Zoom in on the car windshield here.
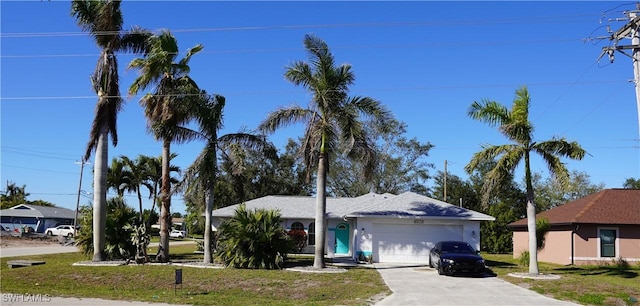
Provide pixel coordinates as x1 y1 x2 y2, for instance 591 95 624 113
441 242 476 254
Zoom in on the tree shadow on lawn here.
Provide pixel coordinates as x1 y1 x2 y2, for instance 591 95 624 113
553 266 638 279
485 259 518 268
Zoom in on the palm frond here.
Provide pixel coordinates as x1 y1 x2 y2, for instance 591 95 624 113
258 106 313 133
179 44 204 67
118 26 152 54
468 99 510 127
534 138 587 160
284 61 314 89
464 144 518 174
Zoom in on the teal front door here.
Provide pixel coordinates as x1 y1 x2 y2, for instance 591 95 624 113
335 223 349 254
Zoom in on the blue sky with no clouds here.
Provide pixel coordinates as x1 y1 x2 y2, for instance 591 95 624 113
1 1 639 215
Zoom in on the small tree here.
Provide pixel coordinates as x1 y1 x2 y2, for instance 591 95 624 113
288 229 308 253
215 204 292 269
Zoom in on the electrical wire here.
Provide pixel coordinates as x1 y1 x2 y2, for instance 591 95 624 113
0 14 601 39
533 61 598 122
0 80 628 101
1 146 80 161
0 37 587 59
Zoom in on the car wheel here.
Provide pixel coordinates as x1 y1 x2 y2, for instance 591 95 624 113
428 256 434 268
46 231 53 236
437 262 444 275
67 233 73 238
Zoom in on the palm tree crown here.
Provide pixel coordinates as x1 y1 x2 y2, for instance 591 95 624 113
181 92 274 263
259 34 393 268
71 0 149 160
71 0 149 262
465 85 586 274
127 30 202 262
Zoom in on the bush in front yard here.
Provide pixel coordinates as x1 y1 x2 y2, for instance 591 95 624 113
76 197 138 260
288 229 307 253
215 204 293 269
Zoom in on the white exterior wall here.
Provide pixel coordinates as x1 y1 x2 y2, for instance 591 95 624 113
213 215 483 263
356 218 481 263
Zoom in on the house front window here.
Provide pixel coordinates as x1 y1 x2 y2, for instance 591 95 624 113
291 222 304 231
308 222 315 246
599 228 617 258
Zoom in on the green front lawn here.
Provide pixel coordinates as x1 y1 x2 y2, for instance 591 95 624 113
483 254 640 306
0 245 389 306
2 248 637 306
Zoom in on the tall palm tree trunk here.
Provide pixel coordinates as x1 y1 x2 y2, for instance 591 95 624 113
524 153 539 274
92 127 108 261
137 189 144 223
157 139 171 262
313 152 327 269
204 185 214 263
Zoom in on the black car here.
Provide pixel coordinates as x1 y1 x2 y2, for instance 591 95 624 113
429 241 486 276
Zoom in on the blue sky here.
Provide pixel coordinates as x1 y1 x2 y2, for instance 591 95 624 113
1 1 639 215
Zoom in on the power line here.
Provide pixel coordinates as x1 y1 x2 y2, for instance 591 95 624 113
0 80 628 101
562 82 629 135
0 38 585 59
1 165 78 175
1 147 79 161
533 61 598 122
0 14 601 39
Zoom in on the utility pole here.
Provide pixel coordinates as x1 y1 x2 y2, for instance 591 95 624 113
599 3 640 139
74 158 90 231
443 160 447 202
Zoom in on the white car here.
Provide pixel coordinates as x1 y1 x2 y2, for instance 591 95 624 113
169 229 186 238
45 225 76 237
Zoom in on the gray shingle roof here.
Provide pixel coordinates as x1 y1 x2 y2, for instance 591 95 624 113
212 191 494 221
0 204 76 219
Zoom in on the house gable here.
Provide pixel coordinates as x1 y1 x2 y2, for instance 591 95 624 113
510 189 640 265
509 189 640 227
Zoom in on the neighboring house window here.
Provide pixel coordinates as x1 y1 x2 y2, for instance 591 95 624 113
308 222 315 246
291 222 304 231
599 228 617 258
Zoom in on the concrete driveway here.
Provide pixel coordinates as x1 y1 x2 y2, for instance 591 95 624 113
373 263 580 306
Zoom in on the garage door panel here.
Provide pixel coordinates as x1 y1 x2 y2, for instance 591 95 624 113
373 223 462 263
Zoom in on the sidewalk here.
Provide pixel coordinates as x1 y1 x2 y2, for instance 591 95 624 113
0 294 189 306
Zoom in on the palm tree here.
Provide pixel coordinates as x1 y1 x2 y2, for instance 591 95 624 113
5 181 29 202
144 154 181 220
107 156 129 196
71 0 150 261
128 30 202 262
120 155 154 222
259 34 393 268
180 93 274 263
464 86 586 274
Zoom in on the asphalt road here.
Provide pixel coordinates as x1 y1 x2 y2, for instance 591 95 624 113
0 245 79 258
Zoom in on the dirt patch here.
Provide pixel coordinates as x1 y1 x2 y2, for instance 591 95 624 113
0 235 61 248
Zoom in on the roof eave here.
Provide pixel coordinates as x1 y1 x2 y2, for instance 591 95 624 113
345 214 495 221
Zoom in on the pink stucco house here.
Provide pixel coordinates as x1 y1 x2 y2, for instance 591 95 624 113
509 189 640 265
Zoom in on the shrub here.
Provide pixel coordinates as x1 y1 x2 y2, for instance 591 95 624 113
287 229 307 253
75 197 138 260
536 218 550 250
215 204 293 269
518 250 530 267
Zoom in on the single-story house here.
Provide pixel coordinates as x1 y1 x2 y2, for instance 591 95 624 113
0 204 76 233
211 191 495 263
509 189 640 265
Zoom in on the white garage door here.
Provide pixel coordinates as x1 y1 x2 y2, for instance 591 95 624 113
373 223 463 263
